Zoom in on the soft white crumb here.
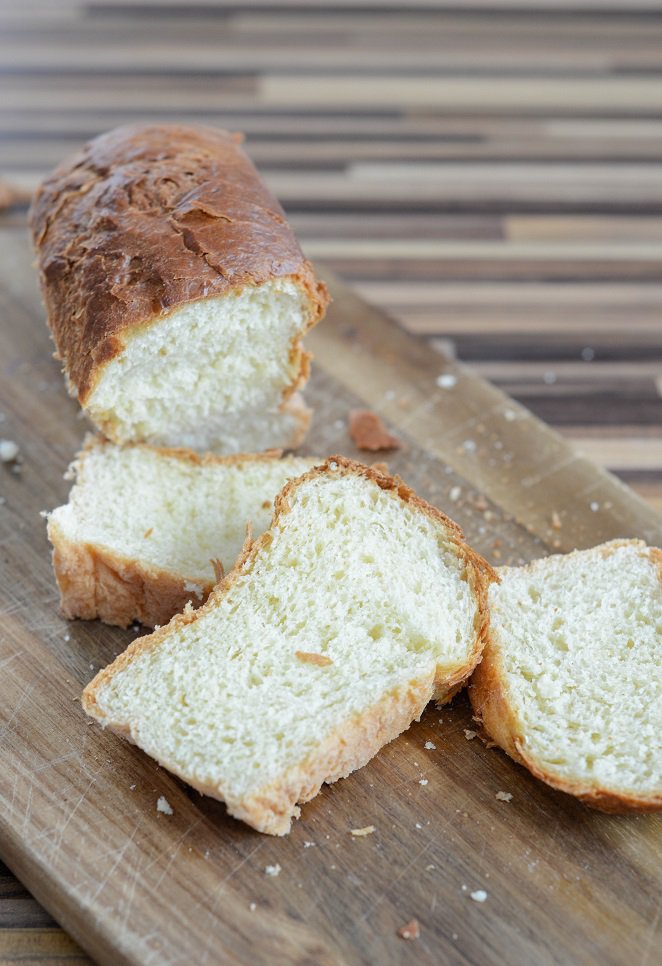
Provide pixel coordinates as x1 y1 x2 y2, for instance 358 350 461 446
543 371 557 385
333 418 344 430
449 485 462 502
496 791 513 802
419 779 428 786
129 784 136 790
415 822 423 829
265 863 281 877
470 890 488 902
350 825 375 837
64 634 70 642
463 440 476 453
0 440 19 462
303 841 315 848
503 409 517 421
464 729 477 740
384 389 396 401
183 580 203 597
249 902 257 912
39 510 48 518
436 373 457 389
424 741 436 750
590 501 600 512
156 795 173 815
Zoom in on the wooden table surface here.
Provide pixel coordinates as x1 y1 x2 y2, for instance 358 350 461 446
0 1 660 963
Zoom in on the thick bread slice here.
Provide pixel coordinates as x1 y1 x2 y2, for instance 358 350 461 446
83 457 495 835
29 123 328 453
471 540 662 813
48 436 317 629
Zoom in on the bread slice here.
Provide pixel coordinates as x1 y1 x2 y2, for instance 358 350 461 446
29 123 328 453
48 436 317 629
471 540 662 813
83 457 495 835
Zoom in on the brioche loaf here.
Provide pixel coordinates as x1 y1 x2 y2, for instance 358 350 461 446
471 540 662 812
29 123 328 453
82 457 495 835
48 436 316 628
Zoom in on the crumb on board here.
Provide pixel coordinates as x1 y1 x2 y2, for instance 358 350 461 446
424 741 436 750
0 440 19 463
551 511 562 530
397 919 420 940
464 729 477 740
296 651 333 667
496 791 513 802
590 501 600 512
436 373 457 389
303 841 315 848
249 902 257 912
264 864 281 877
348 409 401 452
419 779 428 786
156 795 173 815
143 528 153 538
350 825 376 837
449 485 462 502
470 890 488 903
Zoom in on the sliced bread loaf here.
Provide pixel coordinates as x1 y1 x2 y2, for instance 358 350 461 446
471 540 662 812
29 123 328 453
48 436 317 628
83 457 495 835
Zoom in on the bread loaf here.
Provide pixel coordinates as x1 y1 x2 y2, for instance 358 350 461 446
470 540 662 812
82 457 495 835
29 123 328 453
47 436 317 629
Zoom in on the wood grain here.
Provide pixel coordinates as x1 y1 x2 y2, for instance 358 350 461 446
0 0 660 962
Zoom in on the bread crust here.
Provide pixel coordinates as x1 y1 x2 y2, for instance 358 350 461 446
49 434 317 628
470 540 662 814
82 456 497 834
29 123 328 406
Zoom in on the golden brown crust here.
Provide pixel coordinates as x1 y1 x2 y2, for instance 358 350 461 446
50 434 320 628
29 123 329 404
82 456 497 834
470 541 662 814
49 519 214 629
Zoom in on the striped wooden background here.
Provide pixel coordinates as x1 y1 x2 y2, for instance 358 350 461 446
0 1 661 961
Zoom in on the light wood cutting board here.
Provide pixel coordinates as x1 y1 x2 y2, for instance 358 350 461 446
0 227 660 966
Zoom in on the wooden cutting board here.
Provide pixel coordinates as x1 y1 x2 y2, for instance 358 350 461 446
0 227 660 966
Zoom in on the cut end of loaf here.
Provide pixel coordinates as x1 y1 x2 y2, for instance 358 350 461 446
471 539 662 812
84 278 322 453
83 456 495 834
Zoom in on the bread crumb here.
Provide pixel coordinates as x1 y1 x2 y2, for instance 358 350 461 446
370 461 390 475
464 729 477 740
348 410 401 452
156 795 173 815
496 791 513 802
419 779 428 786
425 864 435 871
143 528 153 539
424 741 436 750
470 890 488 902
543 371 557 385
462 440 476 453
129 784 136 790
503 409 517 421
449 486 462 502
436 373 457 389
295 651 333 667
350 825 376 836
397 918 420 940
303 841 315 848
590 501 600 512
249 902 257 912
551 511 562 530
210 557 225 583
0 440 19 462
264 864 281 877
